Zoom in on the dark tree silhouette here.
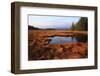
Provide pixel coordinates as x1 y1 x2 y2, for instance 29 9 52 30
74 17 88 31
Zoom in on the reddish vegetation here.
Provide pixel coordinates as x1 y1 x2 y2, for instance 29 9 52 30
28 30 88 60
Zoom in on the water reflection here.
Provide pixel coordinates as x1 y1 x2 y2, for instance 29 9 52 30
75 35 87 42
49 36 87 44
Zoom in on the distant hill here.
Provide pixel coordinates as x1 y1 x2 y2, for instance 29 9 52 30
45 28 68 30
28 25 40 30
28 25 70 30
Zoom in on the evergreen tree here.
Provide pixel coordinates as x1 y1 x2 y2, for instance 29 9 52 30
74 17 88 31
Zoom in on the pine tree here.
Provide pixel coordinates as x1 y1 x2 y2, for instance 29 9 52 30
74 17 88 31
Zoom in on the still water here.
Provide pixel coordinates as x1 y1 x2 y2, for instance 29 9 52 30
49 36 87 44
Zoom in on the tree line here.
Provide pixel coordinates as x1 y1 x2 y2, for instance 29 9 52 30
71 17 88 31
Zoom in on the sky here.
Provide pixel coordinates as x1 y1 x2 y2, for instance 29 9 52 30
28 15 80 29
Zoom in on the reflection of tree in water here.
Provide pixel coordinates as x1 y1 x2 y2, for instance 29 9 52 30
75 35 88 42
72 36 74 42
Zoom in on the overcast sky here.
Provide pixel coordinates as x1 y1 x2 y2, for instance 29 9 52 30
28 15 80 29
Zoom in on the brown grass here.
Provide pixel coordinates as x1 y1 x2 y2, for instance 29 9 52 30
28 30 88 60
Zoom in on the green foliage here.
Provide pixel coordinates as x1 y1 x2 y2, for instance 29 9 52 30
71 17 88 31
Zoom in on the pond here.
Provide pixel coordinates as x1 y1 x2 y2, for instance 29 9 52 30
49 36 87 44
